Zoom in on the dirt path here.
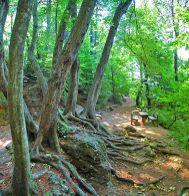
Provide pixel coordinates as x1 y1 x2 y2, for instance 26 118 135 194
100 102 189 195
1 102 189 195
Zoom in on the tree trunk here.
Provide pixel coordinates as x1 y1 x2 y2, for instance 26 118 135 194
110 64 116 104
29 0 48 98
32 0 96 153
171 0 179 81
64 0 79 115
29 0 77 153
46 0 52 51
84 0 133 119
0 0 8 92
136 63 143 107
52 0 76 67
55 0 59 36
64 59 79 115
8 0 33 195
0 1 38 136
143 64 151 109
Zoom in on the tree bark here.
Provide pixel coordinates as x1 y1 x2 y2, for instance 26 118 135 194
29 0 48 98
171 0 179 81
143 63 151 109
110 64 116 104
8 0 33 195
136 63 143 107
55 0 59 36
0 0 8 92
29 0 77 153
52 0 76 67
64 0 79 115
46 0 52 51
0 0 38 136
64 59 79 115
84 0 133 119
32 0 96 153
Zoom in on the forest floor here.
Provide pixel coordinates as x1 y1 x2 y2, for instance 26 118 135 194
0 101 189 195
96 100 189 195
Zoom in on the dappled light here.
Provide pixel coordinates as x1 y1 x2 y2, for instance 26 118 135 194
0 0 189 195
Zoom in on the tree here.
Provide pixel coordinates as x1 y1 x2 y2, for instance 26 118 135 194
32 0 97 154
0 1 38 137
0 0 9 94
171 0 179 81
64 0 79 116
8 0 33 194
84 0 133 120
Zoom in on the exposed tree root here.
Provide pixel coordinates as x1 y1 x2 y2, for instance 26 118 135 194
65 113 98 133
107 151 152 165
113 168 166 186
111 169 135 185
127 144 148 151
151 146 179 156
107 138 139 146
127 132 146 138
32 169 54 180
59 156 98 195
31 154 98 196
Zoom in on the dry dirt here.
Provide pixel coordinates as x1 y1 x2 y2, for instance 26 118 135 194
0 102 189 195
99 102 189 196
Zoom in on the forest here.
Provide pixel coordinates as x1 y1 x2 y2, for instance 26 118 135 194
0 0 189 195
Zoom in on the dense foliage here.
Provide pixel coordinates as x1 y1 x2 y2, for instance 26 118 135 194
1 0 189 150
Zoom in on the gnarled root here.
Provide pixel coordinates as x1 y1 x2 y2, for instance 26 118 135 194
107 151 152 165
31 154 98 196
111 168 166 186
151 146 179 156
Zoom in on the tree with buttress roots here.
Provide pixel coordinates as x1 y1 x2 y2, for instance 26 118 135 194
1 0 99 195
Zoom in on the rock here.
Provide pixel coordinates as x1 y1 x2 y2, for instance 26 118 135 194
75 104 84 116
61 131 110 178
125 125 137 133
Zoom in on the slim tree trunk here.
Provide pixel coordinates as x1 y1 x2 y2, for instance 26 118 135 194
55 0 59 36
29 0 77 153
136 63 143 107
52 0 76 67
64 0 79 115
8 0 33 195
110 64 116 104
0 1 38 136
32 0 96 153
85 0 133 119
29 0 48 98
171 0 179 81
64 59 79 115
48 0 77 153
143 63 151 109
46 0 52 51
0 0 8 92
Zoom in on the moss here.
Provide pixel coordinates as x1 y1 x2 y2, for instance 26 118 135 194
62 131 109 176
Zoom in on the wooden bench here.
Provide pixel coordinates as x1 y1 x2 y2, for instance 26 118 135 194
148 114 158 126
131 109 140 126
139 111 148 125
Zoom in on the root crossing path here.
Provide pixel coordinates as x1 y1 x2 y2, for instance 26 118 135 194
98 102 189 195
0 102 189 195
